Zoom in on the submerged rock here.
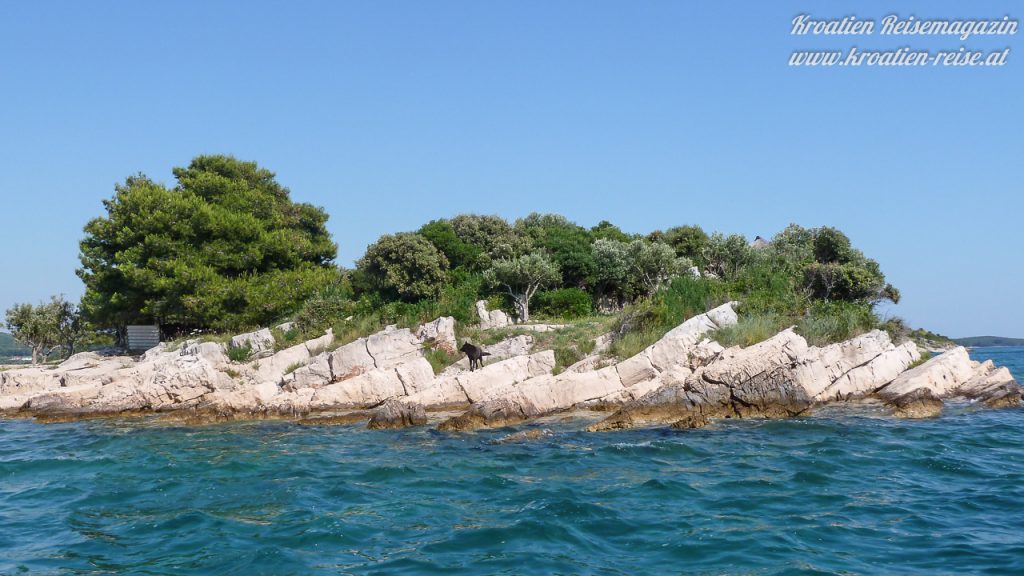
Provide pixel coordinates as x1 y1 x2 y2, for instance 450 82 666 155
888 388 943 419
367 399 427 429
491 428 554 443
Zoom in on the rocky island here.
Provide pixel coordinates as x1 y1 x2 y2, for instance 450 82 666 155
2 300 1018 430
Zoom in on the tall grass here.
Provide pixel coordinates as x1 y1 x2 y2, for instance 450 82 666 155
713 314 789 348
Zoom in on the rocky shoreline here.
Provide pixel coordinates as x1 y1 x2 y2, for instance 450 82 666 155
1 302 1019 430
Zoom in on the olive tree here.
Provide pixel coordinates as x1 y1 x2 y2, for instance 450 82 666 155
4 295 81 364
594 239 686 301
484 253 561 322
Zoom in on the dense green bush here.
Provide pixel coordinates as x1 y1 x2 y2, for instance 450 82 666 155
356 233 450 302
295 278 356 336
534 288 593 319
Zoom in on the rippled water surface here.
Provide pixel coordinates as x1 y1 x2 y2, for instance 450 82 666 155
1 349 1023 575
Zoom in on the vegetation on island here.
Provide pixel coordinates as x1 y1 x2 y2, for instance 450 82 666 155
6 155 917 370
3 296 86 364
953 336 1024 347
0 333 30 359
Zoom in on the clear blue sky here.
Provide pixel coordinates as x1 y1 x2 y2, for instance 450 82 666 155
0 1 1020 338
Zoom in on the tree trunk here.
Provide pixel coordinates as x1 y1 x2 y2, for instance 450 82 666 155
514 294 530 323
31 346 40 365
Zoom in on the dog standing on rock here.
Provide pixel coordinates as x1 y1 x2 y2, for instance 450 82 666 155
459 342 491 371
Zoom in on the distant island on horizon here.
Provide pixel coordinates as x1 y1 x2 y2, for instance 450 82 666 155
954 336 1024 347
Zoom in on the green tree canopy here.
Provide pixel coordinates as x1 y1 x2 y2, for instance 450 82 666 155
660 225 709 265
769 225 899 305
484 253 561 322
418 219 482 270
356 233 450 302
590 220 632 243
514 213 596 289
449 214 526 265
77 155 338 332
4 295 81 364
594 238 687 302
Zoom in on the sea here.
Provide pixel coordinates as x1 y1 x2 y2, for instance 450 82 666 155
1 348 1022 575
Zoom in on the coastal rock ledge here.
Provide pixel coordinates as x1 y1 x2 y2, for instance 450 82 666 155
0 303 1019 430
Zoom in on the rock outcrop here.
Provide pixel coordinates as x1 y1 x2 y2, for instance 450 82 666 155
367 398 427 429
415 316 458 353
229 328 275 359
591 335 1020 431
442 335 534 374
438 302 740 431
1 307 1018 431
588 328 810 431
876 347 1021 414
476 300 511 329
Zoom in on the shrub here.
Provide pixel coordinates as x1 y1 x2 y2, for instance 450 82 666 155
227 344 252 363
534 288 593 319
423 342 460 375
295 280 355 336
356 232 450 302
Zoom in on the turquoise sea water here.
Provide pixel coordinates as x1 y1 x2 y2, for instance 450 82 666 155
1 349 1023 575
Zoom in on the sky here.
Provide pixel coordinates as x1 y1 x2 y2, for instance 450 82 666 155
0 0 1020 338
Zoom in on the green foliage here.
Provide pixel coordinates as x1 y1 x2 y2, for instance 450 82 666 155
608 276 728 359
271 325 303 351
907 351 933 370
795 301 878 347
906 327 955 348
590 220 632 243
770 224 899 305
713 313 788 348
594 238 689 302
627 240 686 294
449 214 526 264
0 333 30 357
4 295 83 363
484 253 561 321
813 226 854 263
881 317 909 344
227 344 252 363
357 232 450 302
284 361 305 375
418 220 482 270
515 213 596 288
78 155 338 332
702 233 751 279
423 342 460 375
660 225 709 265
534 288 593 319
295 278 356 336
953 335 1024 347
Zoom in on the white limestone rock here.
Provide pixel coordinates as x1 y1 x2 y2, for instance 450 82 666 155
415 316 457 353
229 328 275 359
476 300 511 329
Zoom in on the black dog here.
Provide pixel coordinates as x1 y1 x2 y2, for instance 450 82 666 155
459 342 491 371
